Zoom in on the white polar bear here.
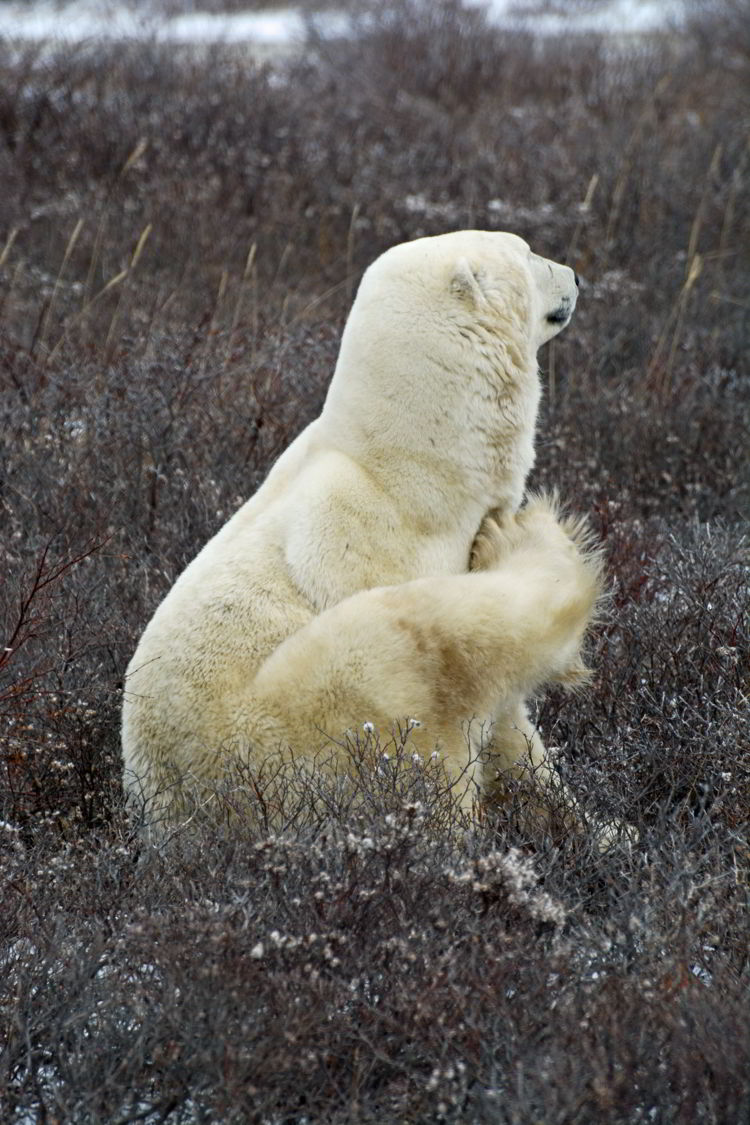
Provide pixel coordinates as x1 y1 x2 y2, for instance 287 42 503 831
122 230 586 827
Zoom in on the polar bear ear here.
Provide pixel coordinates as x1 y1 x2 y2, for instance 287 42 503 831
450 257 487 307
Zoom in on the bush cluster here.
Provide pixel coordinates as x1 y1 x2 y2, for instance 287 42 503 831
0 1 748 1120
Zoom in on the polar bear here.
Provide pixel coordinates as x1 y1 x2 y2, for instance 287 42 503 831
122 230 585 827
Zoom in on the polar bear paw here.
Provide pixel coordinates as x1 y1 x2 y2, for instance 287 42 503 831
470 491 602 577
469 507 518 571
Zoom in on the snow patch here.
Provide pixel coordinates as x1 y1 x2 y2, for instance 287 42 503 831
0 0 688 47
0 2 345 46
475 0 686 35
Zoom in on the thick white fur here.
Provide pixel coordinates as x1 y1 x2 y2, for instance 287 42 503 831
122 230 581 825
252 493 604 815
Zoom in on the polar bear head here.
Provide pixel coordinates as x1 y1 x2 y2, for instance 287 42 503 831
325 231 578 419
319 229 578 521
350 229 577 349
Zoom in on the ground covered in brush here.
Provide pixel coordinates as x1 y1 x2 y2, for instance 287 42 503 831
1 1 748 1121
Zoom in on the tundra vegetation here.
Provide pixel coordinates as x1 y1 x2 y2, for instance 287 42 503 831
0 1 748 1121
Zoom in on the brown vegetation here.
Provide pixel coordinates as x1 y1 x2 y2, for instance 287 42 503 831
0 1 748 1120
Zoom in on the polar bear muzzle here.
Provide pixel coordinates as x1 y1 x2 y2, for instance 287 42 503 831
546 297 575 326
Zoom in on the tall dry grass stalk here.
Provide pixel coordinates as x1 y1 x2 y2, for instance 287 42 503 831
83 138 149 306
647 144 722 396
102 222 152 363
32 217 84 358
0 225 21 325
47 223 152 366
566 172 599 271
346 201 360 307
0 225 19 270
226 240 258 365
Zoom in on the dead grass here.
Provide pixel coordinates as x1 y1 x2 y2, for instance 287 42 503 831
0 1 748 1121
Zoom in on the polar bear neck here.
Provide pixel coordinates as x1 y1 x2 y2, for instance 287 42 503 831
318 311 541 533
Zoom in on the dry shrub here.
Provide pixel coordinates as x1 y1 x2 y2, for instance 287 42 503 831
0 1 748 1120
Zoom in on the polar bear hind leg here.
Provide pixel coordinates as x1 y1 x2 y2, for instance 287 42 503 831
250 496 603 827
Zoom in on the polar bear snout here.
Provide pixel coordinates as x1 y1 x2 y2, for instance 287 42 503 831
546 296 575 326
527 253 578 345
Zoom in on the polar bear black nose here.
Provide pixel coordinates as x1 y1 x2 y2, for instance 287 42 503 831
574 272 580 287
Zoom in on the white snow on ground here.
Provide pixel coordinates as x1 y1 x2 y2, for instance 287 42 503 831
0 2 341 45
0 0 688 46
476 0 687 34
